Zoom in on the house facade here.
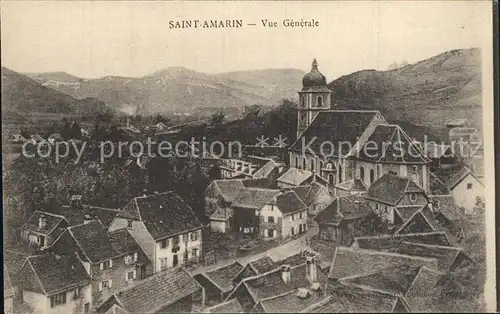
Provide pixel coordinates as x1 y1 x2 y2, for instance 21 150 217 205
18 254 92 314
51 220 149 307
108 191 204 273
365 174 429 229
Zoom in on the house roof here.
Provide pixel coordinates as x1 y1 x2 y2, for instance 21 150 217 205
21 211 68 236
209 207 232 222
21 254 90 295
430 195 465 222
354 125 429 164
277 168 314 186
290 110 383 157
68 220 141 263
434 164 482 190
335 179 367 192
253 160 280 179
116 191 203 240
449 127 478 136
390 242 470 272
229 263 328 306
366 174 425 206
109 267 202 313
314 195 372 225
340 264 426 295
303 284 408 313
249 256 277 274
61 204 120 227
232 188 280 210
211 180 245 203
395 205 426 221
352 231 453 251
4 266 15 298
394 207 440 235
328 247 439 279
276 191 308 215
257 288 327 313
205 298 245 313
202 262 244 293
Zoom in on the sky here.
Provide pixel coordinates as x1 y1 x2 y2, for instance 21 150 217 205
0 1 491 80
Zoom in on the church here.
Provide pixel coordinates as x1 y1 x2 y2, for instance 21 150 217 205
288 59 431 195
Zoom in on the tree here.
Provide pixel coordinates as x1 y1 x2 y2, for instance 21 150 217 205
244 104 262 119
211 112 225 125
70 121 82 140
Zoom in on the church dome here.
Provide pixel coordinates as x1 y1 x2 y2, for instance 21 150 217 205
302 59 327 88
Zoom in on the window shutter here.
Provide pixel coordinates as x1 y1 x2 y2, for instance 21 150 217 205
109 259 113 267
133 270 137 279
133 252 138 262
99 263 103 271
109 280 113 288
98 282 103 291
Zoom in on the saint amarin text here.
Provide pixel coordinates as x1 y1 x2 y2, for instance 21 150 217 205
169 20 243 29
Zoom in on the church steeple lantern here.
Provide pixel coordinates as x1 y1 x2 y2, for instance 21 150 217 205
297 59 333 137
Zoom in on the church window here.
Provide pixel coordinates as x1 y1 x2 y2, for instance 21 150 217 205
360 167 365 183
370 169 375 184
302 157 307 170
328 174 335 185
326 163 333 170
317 95 323 107
338 165 343 182
310 159 315 172
295 156 299 168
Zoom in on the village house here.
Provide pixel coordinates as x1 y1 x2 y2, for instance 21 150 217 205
108 191 204 273
4 266 15 314
205 179 245 232
95 267 204 314
20 211 70 250
51 220 150 307
219 156 284 180
17 254 92 314
194 261 244 302
226 251 327 312
448 127 481 143
365 174 430 231
351 231 454 251
230 188 309 241
327 246 439 281
432 164 484 212
277 168 328 189
232 256 277 285
287 182 333 216
314 195 376 246
334 178 367 197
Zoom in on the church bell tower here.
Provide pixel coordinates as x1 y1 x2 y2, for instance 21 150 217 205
297 59 332 137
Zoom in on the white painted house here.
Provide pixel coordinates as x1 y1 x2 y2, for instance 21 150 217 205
109 191 204 273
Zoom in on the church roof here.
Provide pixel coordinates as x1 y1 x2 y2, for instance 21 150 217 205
354 124 430 164
302 58 329 91
290 110 383 157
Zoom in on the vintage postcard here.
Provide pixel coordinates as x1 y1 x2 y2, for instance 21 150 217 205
1 1 496 313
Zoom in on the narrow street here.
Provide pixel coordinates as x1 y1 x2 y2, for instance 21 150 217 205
190 223 318 275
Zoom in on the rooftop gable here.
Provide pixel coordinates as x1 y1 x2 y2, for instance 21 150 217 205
202 261 244 293
232 188 281 210
353 231 453 251
21 211 68 236
290 110 384 157
111 267 201 313
68 220 140 263
366 174 425 206
117 191 203 240
276 191 308 215
328 247 439 279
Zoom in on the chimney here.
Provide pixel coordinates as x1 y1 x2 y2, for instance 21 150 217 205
71 194 83 208
306 255 317 283
142 189 148 197
281 265 291 284
354 200 361 210
39 215 47 229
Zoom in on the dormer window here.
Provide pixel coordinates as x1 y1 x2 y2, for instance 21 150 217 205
127 220 133 229
410 193 417 202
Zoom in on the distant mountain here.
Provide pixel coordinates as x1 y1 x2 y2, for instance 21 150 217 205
26 68 306 115
1 67 113 119
328 48 482 128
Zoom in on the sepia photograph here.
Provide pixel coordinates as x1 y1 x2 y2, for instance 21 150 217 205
1 1 496 313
